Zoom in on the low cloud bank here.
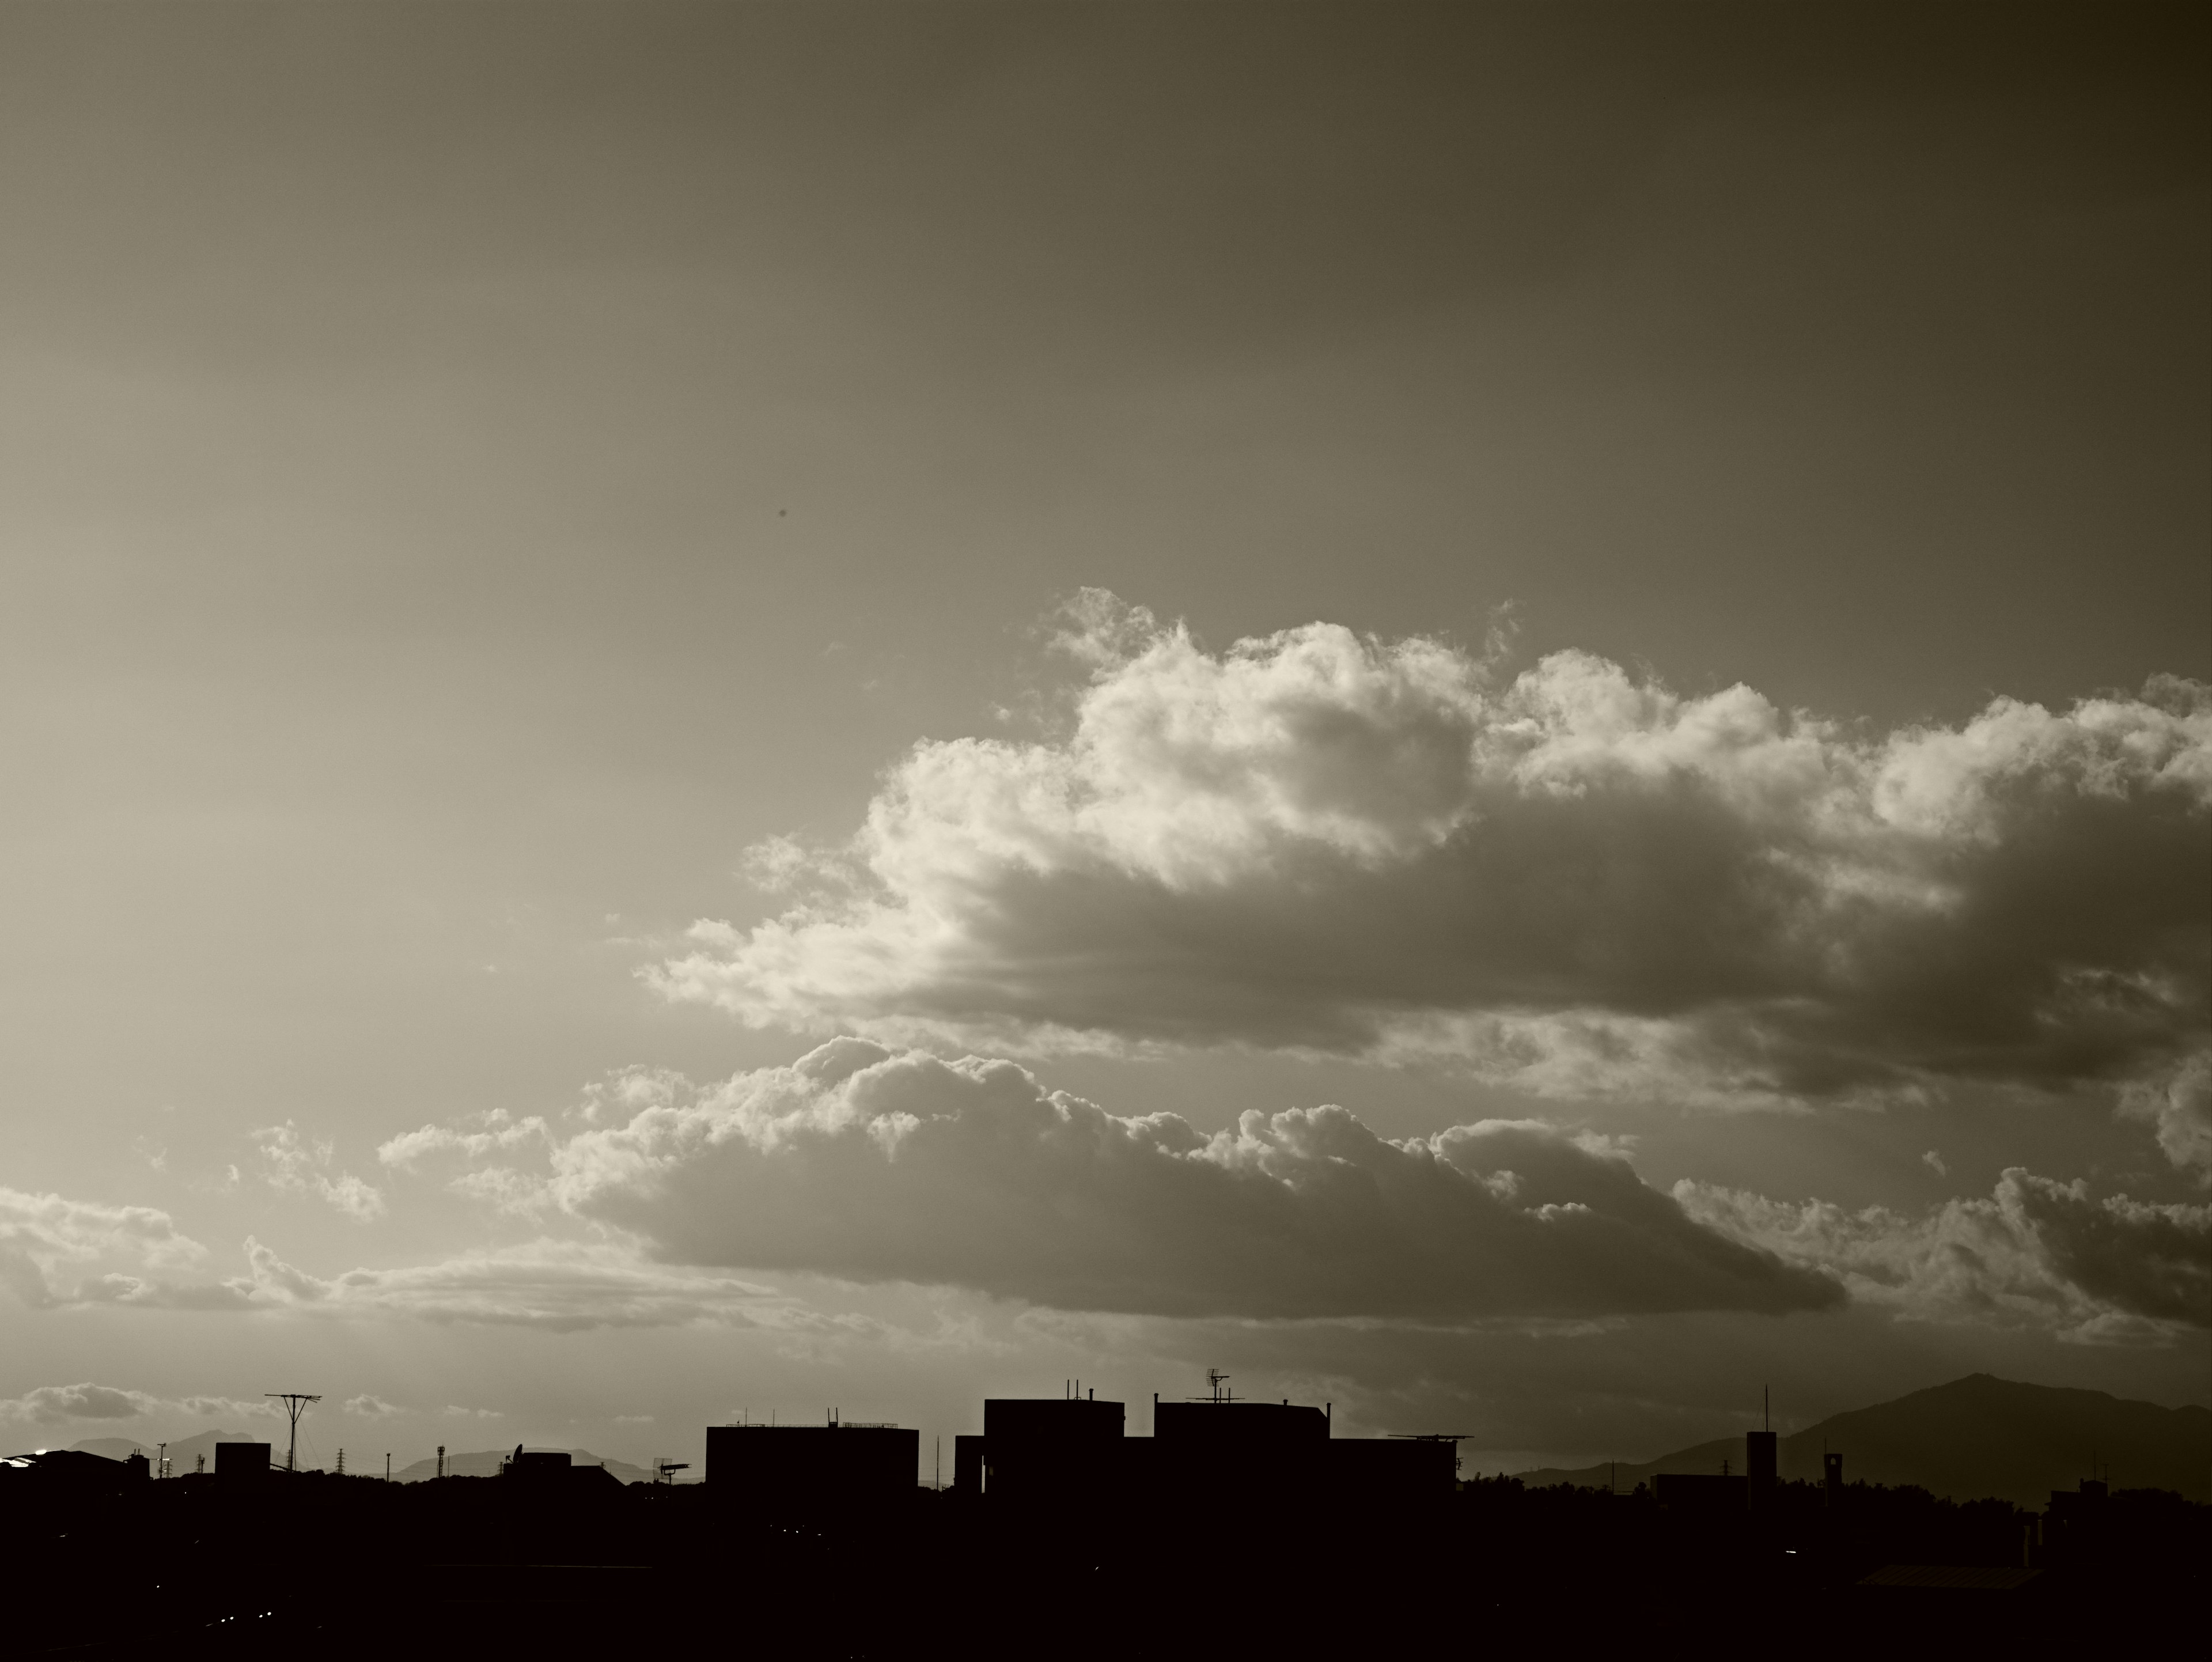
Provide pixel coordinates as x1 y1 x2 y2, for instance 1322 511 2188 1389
1679 1170 2211 1343
656 597 2210 1127
546 1039 1841 1321
0 1383 275 1427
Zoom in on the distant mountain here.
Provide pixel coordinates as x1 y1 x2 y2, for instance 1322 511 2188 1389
71 1429 262 1472
1512 1375 2211 1507
388 1447 654 1485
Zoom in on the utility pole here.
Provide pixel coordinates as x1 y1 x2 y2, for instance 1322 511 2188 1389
385 1452 391 1482
266 1394 321 1474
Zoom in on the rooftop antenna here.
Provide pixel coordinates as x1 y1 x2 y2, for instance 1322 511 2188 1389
1205 1369 1232 1403
266 1394 320 1474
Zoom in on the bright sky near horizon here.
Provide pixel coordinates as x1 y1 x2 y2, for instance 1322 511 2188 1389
2 3 2206 1475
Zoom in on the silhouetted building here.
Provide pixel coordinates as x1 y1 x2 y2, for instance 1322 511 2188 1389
2043 1478 2109 1564
1746 1429 1776 1517
1156 1398 1329 1510
972 1395 1125 1503
501 1447 626 1496
505 1447 572 1483
705 1419 918 1517
0 1449 140 1494
123 1449 150 1483
1824 1449 1843 1507
1325 1437 1457 1506
953 1433 987 1496
216 1442 271 1480
1654 1472 1747 1518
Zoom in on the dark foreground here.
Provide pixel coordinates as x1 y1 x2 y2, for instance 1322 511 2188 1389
5 1469 2202 1659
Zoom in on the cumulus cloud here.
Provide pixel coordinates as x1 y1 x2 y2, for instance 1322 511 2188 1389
0 1383 161 1424
0 1187 207 1307
253 1122 385 1220
234 1235 802 1333
1677 1168 2211 1343
544 1038 1839 1321
653 596 2210 1118
343 1395 403 1419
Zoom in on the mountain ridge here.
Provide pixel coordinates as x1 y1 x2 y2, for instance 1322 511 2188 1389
1510 1373 2210 1507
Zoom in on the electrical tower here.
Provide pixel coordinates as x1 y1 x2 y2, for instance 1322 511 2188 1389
266 1393 321 1474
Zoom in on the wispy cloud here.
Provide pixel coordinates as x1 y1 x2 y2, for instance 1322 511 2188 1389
377 1110 550 1169
233 1236 807 1333
252 1122 385 1220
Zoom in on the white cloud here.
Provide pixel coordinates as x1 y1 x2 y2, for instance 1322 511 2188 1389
342 1395 403 1419
0 1187 207 1308
545 1038 1840 1321
0 1383 161 1424
446 1167 553 1215
253 1122 385 1220
1922 1150 1948 1177
1676 1168 2212 1343
652 597 2210 1118
377 1110 550 1169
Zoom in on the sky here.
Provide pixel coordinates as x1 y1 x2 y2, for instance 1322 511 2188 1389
2 2 2206 1478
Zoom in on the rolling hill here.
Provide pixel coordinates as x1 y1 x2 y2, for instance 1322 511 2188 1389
1512 1374 2210 1507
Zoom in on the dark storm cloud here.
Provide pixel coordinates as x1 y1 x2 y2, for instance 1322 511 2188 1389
656 598 2212 1118
547 1038 1839 1321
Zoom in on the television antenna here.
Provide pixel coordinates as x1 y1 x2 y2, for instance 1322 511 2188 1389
1188 1369 1234 1404
266 1394 320 1474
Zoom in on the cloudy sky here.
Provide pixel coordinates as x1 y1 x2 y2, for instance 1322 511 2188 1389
3 2 2206 1475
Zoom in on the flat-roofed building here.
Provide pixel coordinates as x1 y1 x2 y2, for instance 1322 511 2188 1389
704 1421 918 1519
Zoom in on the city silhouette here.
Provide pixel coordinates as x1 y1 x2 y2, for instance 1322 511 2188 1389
4 1370 2205 1657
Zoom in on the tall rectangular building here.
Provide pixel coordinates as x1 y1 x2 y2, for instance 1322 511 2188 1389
704 1424 918 1519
